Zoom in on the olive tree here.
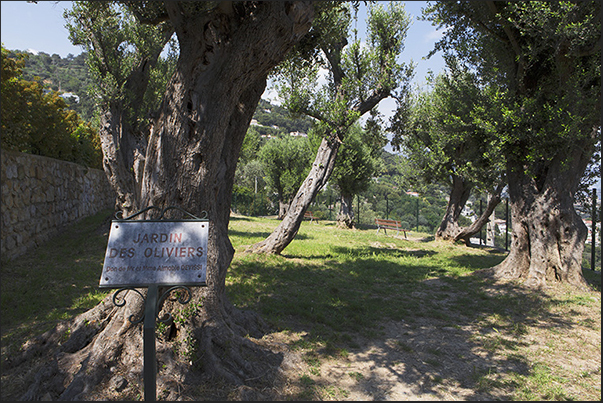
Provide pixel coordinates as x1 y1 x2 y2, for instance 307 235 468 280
423 1 600 288
395 58 505 244
249 2 414 253
12 1 316 400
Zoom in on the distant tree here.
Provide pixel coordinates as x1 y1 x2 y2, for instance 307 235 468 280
250 2 414 254
332 121 385 228
396 59 505 244
238 125 262 165
15 49 96 120
258 135 312 219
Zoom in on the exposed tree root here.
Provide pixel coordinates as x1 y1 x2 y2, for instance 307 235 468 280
4 289 288 401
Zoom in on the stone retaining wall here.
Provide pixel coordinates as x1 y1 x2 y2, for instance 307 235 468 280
1 149 116 260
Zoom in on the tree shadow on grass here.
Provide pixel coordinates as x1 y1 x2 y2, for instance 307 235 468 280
283 244 438 261
0 210 113 336
228 247 591 400
229 215 254 222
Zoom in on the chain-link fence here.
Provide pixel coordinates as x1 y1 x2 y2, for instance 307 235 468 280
232 187 600 270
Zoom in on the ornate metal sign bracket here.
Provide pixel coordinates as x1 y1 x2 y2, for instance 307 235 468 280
112 285 193 325
114 205 208 221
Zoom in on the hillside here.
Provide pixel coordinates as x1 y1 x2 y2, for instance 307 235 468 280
8 49 314 134
9 50 96 121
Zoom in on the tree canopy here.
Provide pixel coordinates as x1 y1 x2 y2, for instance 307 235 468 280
259 135 312 218
250 1 415 253
397 57 505 242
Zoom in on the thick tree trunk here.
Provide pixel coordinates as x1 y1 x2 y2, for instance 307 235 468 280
97 23 174 217
435 174 472 241
488 138 594 289
12 3 315 400
98 107 146 215
137 0 315 385
337 193 355 228
436 174 504 246
248 136 340 254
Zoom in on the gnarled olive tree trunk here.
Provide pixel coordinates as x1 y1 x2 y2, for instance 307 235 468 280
435 174 473 241
453 188 502 246
436 175 504 246
337 192 355 228
489 136 595 289
248 135 341 254
12 3 314 400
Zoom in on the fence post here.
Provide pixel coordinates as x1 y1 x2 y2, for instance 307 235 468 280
357 194 360 226
505 198 509 251
479 199 483 246
143 285 158 401
416 197 419 231
592 188 597 271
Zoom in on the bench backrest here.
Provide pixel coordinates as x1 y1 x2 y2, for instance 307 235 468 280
375 218 400 226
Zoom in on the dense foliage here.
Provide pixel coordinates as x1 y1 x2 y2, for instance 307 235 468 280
17 50 95 121
1 46 102 168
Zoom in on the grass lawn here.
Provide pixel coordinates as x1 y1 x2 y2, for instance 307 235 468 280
1 210 600 400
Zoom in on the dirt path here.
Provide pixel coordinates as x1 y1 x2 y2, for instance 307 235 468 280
227 278 601 401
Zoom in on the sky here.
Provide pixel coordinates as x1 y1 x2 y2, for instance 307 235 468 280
0 1 447 109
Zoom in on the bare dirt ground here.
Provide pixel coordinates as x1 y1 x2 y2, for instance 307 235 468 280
2 278 600 401
178 276 601 401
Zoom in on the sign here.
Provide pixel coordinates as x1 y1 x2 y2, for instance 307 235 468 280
99 220 208 288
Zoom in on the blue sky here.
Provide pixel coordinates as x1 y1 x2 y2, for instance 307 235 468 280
0 1 447 84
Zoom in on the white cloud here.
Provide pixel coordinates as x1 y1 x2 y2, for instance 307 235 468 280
424 27 447 43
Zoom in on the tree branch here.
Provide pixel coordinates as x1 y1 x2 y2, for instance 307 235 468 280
352 87 390 116
454 180 506 244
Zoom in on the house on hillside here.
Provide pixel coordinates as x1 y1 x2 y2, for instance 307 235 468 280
59 92 80 103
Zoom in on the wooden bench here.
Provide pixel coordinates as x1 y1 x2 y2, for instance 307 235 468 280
304 211 318 223
375 218 409 238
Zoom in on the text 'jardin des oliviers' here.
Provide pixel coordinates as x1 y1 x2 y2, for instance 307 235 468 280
99 220 208 288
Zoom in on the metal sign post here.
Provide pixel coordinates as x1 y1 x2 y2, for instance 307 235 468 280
99 206 208 401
